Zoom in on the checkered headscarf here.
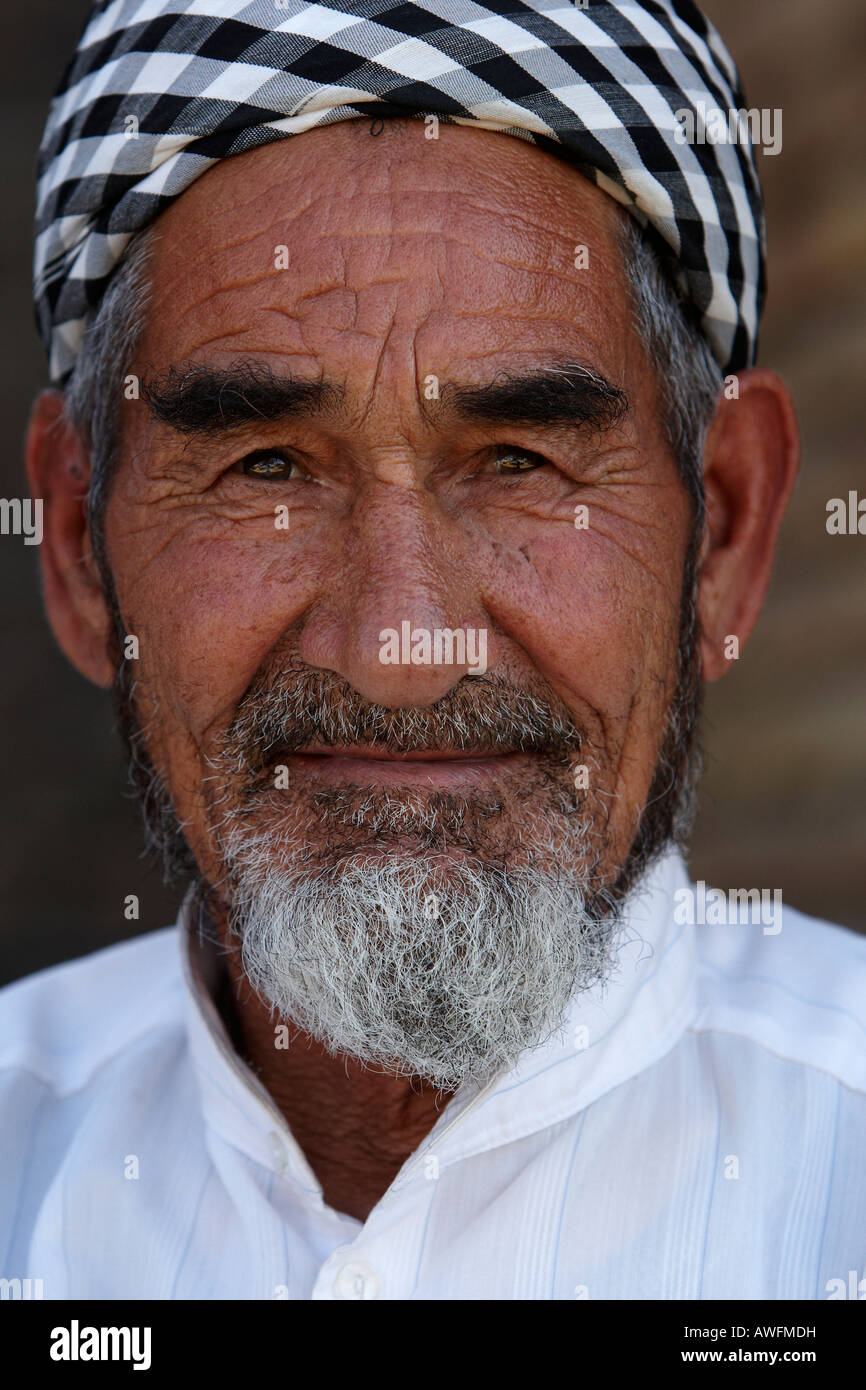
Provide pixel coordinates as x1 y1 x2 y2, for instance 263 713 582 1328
35 0 765 384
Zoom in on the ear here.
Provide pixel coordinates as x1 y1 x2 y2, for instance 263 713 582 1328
697 368 800 681
25 389 115 687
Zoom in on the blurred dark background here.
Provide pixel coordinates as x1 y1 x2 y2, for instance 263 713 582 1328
1 0 863 987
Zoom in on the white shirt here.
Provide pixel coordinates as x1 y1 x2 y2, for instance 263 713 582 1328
1 848 865 1301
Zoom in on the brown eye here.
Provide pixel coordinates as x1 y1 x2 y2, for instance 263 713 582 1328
494 450 545 474
236 451 304 480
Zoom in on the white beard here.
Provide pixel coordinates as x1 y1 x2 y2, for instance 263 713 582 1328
221 805 621 1089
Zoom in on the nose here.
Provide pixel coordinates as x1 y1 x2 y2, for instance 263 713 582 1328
297 469 494 707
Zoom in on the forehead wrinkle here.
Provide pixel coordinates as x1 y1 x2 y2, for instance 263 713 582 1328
151 192 621 354
139 147 634 407
155 128 615 271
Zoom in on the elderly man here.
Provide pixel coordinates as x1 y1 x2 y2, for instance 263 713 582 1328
2 0 864 1302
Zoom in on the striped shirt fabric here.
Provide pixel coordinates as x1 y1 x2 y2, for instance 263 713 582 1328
1 848 865 1300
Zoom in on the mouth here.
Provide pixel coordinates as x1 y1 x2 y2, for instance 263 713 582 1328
275 746 535 789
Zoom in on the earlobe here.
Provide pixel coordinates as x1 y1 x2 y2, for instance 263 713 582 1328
25 389 115 689
696 368 800 683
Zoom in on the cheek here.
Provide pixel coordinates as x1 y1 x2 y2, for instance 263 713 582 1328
480 523 685 863
481 523 682 732
112 526 323 742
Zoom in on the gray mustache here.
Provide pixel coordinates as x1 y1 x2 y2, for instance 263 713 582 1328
218 667 585 771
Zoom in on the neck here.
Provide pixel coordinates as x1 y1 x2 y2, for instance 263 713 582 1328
218 935 457 1222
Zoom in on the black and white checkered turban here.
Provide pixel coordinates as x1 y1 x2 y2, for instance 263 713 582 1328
35 0 765 384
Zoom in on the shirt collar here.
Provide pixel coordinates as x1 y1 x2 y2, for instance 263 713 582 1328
180 846 698 1196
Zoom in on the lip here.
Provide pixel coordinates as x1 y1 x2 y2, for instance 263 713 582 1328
278 747 531 788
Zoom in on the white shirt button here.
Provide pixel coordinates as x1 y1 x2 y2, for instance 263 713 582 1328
332 1260 381 1300
267 1130 287 1175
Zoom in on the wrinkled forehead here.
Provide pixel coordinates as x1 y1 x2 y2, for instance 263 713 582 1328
136 119 638 393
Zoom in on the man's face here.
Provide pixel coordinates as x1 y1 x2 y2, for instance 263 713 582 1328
104 118 697 1083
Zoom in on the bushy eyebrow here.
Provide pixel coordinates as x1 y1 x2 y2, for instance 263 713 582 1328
139 359 628 438
140 361 345 434
435 364 629 435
